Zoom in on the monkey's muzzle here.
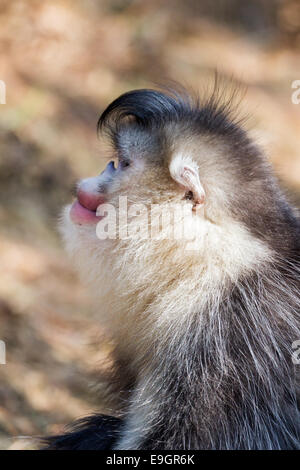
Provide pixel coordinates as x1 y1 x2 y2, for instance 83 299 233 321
69 162 116 225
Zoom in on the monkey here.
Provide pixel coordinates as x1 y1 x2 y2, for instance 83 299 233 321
43 84 300 450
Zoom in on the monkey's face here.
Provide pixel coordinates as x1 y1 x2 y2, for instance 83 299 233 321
60 89 273 333
61 128 206 287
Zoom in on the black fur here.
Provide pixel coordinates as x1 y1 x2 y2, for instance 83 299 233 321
139 263 300 449
42 415 123 450
98 85 244 139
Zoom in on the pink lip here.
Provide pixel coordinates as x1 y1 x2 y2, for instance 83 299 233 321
77 190 105 211
70 200 104 225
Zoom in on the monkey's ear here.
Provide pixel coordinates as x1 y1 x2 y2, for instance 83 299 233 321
169 155 205 210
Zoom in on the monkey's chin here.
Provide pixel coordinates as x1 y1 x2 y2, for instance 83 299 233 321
70 200 103 225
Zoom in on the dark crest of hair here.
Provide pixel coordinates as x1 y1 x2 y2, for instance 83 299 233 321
97 79 246 141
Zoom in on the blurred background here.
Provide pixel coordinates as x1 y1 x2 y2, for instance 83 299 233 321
0 0 300 450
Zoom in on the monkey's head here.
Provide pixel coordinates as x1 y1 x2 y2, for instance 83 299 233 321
61 87 286 338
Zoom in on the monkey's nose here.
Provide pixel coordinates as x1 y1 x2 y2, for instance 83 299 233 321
77 176 106 211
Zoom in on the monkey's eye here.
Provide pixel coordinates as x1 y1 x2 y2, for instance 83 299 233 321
119 160 130 169
184 191 194 201
117 157 130 169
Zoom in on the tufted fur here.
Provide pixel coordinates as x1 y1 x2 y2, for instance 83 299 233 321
45 84 300 450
